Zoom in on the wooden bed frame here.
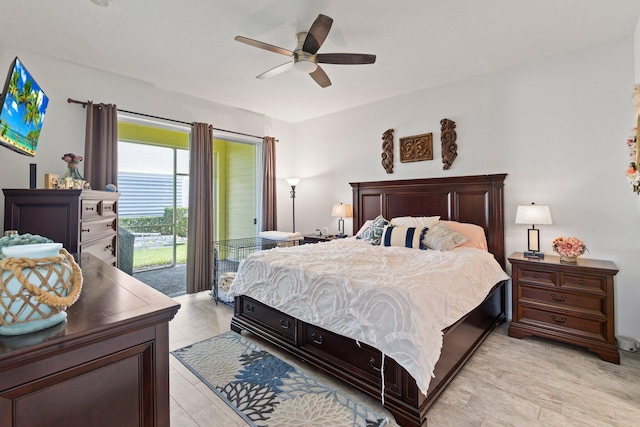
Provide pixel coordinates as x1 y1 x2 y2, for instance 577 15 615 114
231 174 508 426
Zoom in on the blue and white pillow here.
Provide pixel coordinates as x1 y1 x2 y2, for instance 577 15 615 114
357 215 389 245
381 225 428 250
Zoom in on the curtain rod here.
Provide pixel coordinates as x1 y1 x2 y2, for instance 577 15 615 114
67 98 265 141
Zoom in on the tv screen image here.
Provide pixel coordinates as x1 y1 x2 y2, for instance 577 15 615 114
0 57 49 157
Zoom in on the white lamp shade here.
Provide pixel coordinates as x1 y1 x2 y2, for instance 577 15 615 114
515 204 552 225
331 203 353 218
286 178 300 187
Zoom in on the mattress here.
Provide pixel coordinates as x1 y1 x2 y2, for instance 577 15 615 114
228 238 509 395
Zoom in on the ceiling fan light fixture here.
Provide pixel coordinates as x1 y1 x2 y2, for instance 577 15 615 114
90 0 111 6
293 59 318 73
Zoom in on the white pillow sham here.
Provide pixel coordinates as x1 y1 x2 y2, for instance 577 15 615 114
390 216 441 228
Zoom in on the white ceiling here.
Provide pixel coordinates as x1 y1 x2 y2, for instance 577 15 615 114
1 0 639 123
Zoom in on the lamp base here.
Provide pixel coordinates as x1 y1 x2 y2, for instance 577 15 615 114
523 251 544 259
335 233 347 238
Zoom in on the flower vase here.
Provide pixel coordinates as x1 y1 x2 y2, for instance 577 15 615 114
560 255 578 263
63 162 83 181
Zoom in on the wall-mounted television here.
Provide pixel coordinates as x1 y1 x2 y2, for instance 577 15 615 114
0 57 49 157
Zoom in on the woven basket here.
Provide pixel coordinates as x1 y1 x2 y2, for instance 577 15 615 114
0 243 83 335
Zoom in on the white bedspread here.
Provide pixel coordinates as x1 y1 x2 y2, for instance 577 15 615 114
228 238 509 395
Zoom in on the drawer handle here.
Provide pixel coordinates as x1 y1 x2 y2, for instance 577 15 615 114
85 206 95 211
533 273 539 278
551 315 567 324
369 357 381 372
280 319 290 329
578 279 584 285
550 294 566 302
311 332 324 345
246 304 255 313
81 228 90 233
104 244 113 252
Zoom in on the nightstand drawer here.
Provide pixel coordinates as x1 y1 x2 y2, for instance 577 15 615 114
520 286 606 315
560 273 606 294
517 267 557 287
519 306 607 342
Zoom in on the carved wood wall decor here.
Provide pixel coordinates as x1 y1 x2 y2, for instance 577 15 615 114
441 118 458 170
399 133 433 163
381 128 394 174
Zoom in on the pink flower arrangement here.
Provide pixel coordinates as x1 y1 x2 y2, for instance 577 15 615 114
62 153 83 163
552 236 587 258
625 127 639 194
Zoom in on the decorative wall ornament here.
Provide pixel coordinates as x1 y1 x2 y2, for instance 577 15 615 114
440 118 457 170
381 128 394 174
399 133 433 163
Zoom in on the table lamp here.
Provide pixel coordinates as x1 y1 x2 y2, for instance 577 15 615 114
515 203 552 259
331 203 353 238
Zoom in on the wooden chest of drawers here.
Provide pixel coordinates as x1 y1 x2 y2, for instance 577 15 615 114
3 189 120 266
508 252 619 363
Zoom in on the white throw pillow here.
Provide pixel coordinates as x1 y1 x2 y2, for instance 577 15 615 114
390 216 441 228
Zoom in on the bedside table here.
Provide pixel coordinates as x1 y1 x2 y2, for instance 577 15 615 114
302 234 338 244
508 252 619 363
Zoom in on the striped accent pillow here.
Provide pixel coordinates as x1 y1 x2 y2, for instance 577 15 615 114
381 225 428 250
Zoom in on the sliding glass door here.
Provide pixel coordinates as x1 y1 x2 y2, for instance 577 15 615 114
118 141 189 272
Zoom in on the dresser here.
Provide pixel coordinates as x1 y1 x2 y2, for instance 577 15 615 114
3 189 119 266
508 252 619 363
0 253 181 427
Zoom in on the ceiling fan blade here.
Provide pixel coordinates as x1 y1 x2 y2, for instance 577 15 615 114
234 36 293 57
303 14 333 54
256 61 293 79
309 66 331 88
317 53 377 65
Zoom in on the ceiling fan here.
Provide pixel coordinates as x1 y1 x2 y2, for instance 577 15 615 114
234 14 376 88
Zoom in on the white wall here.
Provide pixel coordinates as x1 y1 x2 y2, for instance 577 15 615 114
636 13 640 82
0 45 296 227
288 38 640 341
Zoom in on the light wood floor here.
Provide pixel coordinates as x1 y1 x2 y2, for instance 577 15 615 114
169 292 640 426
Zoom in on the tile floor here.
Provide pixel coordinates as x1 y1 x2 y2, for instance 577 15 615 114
168 292 640 426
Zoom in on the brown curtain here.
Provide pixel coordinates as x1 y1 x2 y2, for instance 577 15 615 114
262 136 277 231
186 123 214 294
84 102 118 190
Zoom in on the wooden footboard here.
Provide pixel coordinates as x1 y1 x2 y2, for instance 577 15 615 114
230 280 506 427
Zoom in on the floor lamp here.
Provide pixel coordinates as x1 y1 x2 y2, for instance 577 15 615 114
286 178 300 232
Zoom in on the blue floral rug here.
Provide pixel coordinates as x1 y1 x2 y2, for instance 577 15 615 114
172 331 396 427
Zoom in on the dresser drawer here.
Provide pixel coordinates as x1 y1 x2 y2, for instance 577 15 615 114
101 200 117 217
239 299 296 343
81 199 101 220
517 267 557 287
82 235 116 263
301 324 401 396
560 273 606 294
81 218 117 243
518 306 608 342
519 285 606 316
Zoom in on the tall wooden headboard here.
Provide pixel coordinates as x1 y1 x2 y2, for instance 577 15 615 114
350 174 507 269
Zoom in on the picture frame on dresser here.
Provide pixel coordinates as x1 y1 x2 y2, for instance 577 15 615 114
508 252 620 364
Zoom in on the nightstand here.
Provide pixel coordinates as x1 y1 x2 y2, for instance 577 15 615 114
302 234 338 244
508 252 619 364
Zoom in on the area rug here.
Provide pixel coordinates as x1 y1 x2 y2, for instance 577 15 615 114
172 331 397 427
